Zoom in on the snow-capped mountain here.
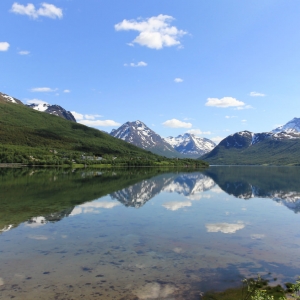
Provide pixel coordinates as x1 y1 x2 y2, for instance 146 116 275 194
211 118 300 149
111 121 215 158
110 120 181 158
0 92 23 105
27 103 76 122
272 117 300 134
0 91 76 122
201 117 300 165
110 172 215 208
165 133 216 158
218 130 254 149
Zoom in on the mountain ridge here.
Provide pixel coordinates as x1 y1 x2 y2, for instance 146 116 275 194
201 118 300 165
111 121 215 158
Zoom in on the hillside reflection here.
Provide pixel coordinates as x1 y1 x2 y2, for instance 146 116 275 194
204 166 300 213
1 166 300 233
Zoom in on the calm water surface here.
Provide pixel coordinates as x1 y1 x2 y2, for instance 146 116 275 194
0 166 300 299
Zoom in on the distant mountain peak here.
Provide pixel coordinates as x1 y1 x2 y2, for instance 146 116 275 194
110 120 184 158
164 133 216 158
0 92 23 105
272 117 300 134
27 102 76 122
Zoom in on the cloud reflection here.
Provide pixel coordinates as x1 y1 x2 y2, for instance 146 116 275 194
134 282 177 299
162 201 192 211
71 201 120 215
206 222 245 234
251 234 265 240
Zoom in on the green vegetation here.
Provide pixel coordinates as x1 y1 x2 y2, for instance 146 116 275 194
203 276 300 300
0 101 208 167
201 139 300 165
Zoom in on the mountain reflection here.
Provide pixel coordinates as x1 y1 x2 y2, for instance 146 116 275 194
204 166 300 213
111 173 215 208
1 166 300 233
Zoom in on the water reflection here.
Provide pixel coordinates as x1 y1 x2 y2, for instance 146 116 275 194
205 166 300 213
1 166 300 299
1 167 300 232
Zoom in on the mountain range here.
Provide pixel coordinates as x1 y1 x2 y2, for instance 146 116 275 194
110 120 216 158
2 90 300 165
1 92 215 159
0 92 174 162
201 118 300 165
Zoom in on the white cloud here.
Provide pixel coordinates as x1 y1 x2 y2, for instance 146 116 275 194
162 119 192 128
79 119 120 127
0 42 10 51
71 111 83 120
187 129 211 136
124 61 147 67
18 50 30 55
206 222 245 234
71 111 115 127
241 119 247 122
250 91 265 97
225 115 237 119
162 201 192 211
174 78 183 83
205 97 246 108
30 87 57 92
211 136 224 144
234 105 253 110
115 14 187 49
26 99 48 105
84 114 102 120
63 89 70 93
11 2 63 19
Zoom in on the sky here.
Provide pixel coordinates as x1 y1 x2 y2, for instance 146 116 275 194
1 0 300 143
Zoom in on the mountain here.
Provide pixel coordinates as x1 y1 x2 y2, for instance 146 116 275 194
0 92 23 105
110 120 183 158
164 133 216 158
272 117 300 134
0 99 168 159
201 118 300 165
1 91 76 122
27 103 77 122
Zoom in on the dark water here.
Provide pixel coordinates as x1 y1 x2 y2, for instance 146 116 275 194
0 166 300 299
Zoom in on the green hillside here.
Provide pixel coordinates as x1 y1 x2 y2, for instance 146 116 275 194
0 101 208 167
201 139 300 165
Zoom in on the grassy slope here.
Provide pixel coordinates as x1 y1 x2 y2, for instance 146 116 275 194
0 101 160 157
201 139 300 165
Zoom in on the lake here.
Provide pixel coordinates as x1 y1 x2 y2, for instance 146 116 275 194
0 166 300 299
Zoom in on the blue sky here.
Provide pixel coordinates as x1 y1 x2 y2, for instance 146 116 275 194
1 0 300 143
